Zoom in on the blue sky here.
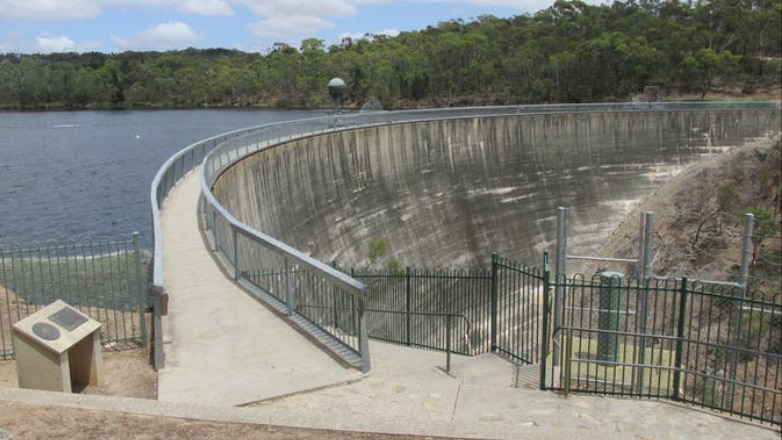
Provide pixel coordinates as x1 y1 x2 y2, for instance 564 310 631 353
0 0 606 54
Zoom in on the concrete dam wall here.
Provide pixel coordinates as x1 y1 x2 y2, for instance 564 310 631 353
212 106 780 270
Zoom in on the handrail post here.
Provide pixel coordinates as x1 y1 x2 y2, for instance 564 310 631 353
358 293 371 373
232 226 240 281
133 231 148 348
212 208 219 252
331 261 339 329
285 258 295 316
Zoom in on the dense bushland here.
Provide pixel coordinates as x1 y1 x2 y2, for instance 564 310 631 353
0 0 780 110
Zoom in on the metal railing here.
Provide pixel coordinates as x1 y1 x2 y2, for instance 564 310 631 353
366 309 468 374
151 101 780 371
550 275 781 426
200 101 781 187
352 266 492 355
1 234 149 359
346 256 550 372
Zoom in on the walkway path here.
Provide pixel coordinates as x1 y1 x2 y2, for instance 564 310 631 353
150 169 777 439
157 169 362 406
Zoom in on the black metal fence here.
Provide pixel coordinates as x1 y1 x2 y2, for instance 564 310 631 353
492 254 550 365
0 234 150 360
353 266 492 355
551 274 781 426
342 253 780 426
347 253 548 364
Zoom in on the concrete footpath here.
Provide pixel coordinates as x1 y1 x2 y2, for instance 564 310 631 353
2 169 773 440
157 168 362 406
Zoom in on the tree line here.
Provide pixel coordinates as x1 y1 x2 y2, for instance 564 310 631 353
0 0 779 110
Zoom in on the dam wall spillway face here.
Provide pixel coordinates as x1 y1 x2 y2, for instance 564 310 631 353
212 106 781 269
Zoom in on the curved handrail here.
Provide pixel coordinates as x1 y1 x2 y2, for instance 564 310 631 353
150 100 781 370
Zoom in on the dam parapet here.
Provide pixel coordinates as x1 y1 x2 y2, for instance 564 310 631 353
210 102 781 269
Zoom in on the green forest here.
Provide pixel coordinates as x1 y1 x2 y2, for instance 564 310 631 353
1 0 780 110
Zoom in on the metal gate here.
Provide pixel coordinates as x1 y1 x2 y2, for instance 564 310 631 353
490 253 552 389
547 275 781 426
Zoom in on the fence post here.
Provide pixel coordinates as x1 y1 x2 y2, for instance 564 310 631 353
285 258 295 316
332 261 339 329
635 212 654 394
445 314 452 374
490 253 498 352
232 226 240 281
540 252 551 390
553 207 568 368
211 209 218 252
406 266 411 347
357 293 371 373
673 277 688 401
133 232 148 348
351 267 357 334
728 213 754 409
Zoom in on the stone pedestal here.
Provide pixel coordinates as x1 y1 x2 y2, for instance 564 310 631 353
12 300 102 393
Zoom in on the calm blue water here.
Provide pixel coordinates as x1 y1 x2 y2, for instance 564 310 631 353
0 109 316 249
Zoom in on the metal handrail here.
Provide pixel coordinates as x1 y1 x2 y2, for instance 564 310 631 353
366 308 470 373
150 100 781 370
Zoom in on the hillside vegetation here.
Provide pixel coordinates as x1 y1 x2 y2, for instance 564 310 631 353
591 134 781 303
1 0 780 110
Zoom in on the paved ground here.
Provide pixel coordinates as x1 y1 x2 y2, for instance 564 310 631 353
158 169 361 406
2 169 776 440
1 344 778 440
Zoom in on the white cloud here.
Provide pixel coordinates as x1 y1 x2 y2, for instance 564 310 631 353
239 0 356 18
36 34 76 52
0 0 102 20
180 0 233 15
248 15 334 40
112 21 201 51
346 0 573 11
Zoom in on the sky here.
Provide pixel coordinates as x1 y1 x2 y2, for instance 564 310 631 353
0 0 605 54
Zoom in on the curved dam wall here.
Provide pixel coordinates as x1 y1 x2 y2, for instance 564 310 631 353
212 107 780 269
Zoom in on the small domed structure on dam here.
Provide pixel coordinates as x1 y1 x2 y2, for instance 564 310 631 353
327 78 347 114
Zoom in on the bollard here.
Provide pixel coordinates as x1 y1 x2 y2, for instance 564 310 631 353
597 271 624 363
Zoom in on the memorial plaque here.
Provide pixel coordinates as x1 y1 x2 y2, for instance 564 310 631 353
32 322 61 341
49 307 88 331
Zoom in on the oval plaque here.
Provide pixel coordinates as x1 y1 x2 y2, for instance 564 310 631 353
32 322 61 341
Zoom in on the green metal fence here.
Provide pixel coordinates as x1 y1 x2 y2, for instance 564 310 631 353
0 234 150 359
